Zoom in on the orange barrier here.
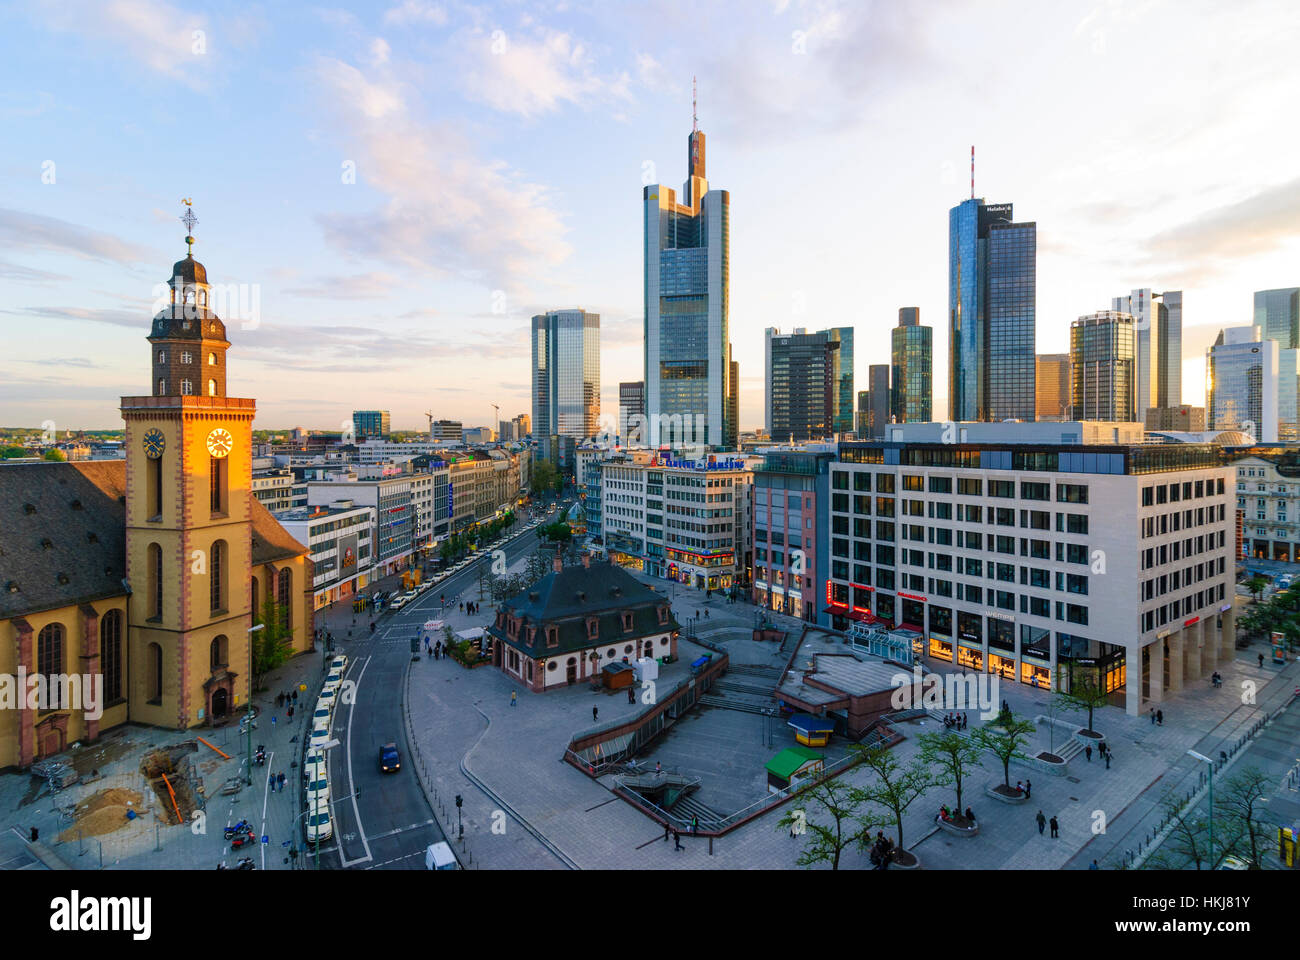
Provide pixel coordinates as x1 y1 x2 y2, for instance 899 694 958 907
160 772 183 824
197 736 230 759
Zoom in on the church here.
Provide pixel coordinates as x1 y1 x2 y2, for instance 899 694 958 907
0 217 314 769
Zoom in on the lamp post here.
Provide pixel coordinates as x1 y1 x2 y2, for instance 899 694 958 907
1188 749 1215 861
245 623 265 785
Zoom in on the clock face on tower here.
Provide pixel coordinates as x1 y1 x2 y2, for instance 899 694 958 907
206 428 234 458
142 429 166 459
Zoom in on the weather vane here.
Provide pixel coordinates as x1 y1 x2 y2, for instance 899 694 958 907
180 198 197 254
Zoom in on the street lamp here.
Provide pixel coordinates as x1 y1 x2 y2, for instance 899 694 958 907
245 623 265 785
1188 749 1215 860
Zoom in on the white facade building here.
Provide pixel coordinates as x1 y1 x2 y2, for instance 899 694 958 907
275 502 376 608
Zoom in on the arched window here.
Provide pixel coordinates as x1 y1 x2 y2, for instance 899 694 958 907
210 540 226 612
158 379 166 396
210 457 224 513
37 623 64 679
99 610 123 702
208 378 217 397
208 352 216 366
147 643 163 703
180 379 193 396
277 568 292 632
147 543 163 620
184 289 195 304
158 351 166 364
210 635 227 670
198 290 206 306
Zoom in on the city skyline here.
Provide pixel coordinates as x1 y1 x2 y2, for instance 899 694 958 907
4 1 1300 431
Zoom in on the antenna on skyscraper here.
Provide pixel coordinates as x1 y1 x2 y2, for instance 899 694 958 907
692 76 698 132
970 145 975 200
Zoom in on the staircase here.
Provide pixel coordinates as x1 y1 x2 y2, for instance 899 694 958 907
669 792 724 829
698 694 772 715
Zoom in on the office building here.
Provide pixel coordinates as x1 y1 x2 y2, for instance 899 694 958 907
275 502 376 608
826 427 1234 716
828 327 854 434
644 113 737 449
1253 287 1299 349
1145 406 1206 432
949 198 1037 422
430 419 462 443
532 309 600 445
619 380 646 443
1112 289 1183 415
463 426 493 445
1069 312 1137 422
891 308 932 424
352 410 390 440
751 448 836 623
867 365 890 440
1035 354 1070 422
1207 326 1279 442
512 413 531 439
764 328 837 443
306 476 414 575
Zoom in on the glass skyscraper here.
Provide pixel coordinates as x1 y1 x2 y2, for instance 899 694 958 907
827 326 854 434
531 309 600 443
948 198 1036 421
764 328 835 443
644 120 736 449
1207 325 1278 442
1253 287 1299 349
1069 312 1136 421
890 307 932 423
1111 289 1182 414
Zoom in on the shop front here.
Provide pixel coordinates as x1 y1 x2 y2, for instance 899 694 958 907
989 652 1016 681
609 551 644 571
1020 658 1051 689
956 642 983 671
928 637 954 663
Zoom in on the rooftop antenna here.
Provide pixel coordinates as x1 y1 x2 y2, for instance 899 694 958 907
970 146 975 200
692 76 698 132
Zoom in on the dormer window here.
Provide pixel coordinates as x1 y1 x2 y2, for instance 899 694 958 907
586 617 599 639
657 605 669 625
622 611 634 632
546 627 558 647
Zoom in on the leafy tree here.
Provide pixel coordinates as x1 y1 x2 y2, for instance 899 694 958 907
1213 766 1273 868
851 745 935 858
43 448 66 461
1054 666 1110 733
531 459 559 496
972 713 1038 789
0 446 27 459
539 522 572 543
251 596 295 691
1146 791 1243 871
1246 575 1268 604
778 772 883 870
918 732 984 815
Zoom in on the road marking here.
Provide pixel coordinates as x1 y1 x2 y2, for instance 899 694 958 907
366 849 426 869
338 655 375 868
365 818 436 843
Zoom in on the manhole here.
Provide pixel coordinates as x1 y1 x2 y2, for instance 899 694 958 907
1066 776 1081 783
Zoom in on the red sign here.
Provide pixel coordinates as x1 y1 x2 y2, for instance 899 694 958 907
899 592 928 603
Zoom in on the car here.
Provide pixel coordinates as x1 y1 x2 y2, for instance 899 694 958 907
305 799 332 844
390 593 410 610
1216 855 1249 870
311 703 331 726
329 655 348 673
309 721 330 751
323 669 343 693
317 687 337 713
425 841 459 870
379 741 401 773
305 772 329 805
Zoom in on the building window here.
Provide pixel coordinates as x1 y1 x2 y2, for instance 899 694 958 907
208 379 217 397
100 610 123 702
147 643 163 704
277 567 292 633
148 455 163 519
36 623 64 690
181 379 193 395
210 635 227 670
208 352 217 365
148 543 163 620
210 457 224 513
158 351 167 364
158 379 166 396
210 540 225 612
181 351 193 364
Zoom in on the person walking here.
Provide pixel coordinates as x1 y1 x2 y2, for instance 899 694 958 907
1258 652 1265 668
1049 815 1059 838
277 771 286 792
664 823 670 842
593 706 599 722
627 686 635 704
1104 751 1110 770
655 761 662 775
1025 779 1032 800
673 830 683 851
1156 709 1163 726
511 691 517 707
1085 745 1092 763
1036 810 1046 835
1150 707 1156 725
1089 859 1099 870
692 815 699 835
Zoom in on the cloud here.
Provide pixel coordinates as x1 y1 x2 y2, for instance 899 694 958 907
312 57 572 285
0 208 154 266
283 272 400 300
1143 176 1300 283
3 305 143 329
454 25 632 118
382 1 448 26
0 259 68 284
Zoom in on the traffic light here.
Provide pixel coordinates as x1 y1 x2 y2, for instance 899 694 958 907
455 794 463 809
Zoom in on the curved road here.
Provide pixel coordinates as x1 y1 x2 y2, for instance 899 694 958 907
322 520 550 870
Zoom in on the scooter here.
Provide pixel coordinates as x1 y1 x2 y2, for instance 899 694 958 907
223 820 252 840
230 833 254 851
254 746 267 766
235 857 256 870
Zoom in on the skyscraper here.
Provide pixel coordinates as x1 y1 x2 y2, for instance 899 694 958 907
1035 354 1070 421
1111 289 1182 414
868 365 890 439
948 199 1036 421
890 308 932 423
352 410 390 439
644 108 736 450
1069 312 1136 422
531 309 600 444
1207 325 1278 442
1253 287 1299 349
619 380 645 443
827 327 854 434
764 328 835 443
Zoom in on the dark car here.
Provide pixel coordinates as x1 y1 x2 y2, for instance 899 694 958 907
379 742 401 774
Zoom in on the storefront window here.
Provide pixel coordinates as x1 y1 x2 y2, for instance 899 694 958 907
929 638 953 662
956 646 983 671
989 653 1015 680
1021 662 1051 688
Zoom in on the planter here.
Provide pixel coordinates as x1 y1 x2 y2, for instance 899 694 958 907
985 782 1028 804
934 815 979 837
1018 750 1069 776
889 849 921 869
1074 728 1105 747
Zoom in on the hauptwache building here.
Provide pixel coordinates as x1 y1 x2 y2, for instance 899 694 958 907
0 232 314 769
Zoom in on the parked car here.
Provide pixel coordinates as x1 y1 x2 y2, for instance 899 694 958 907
329 655 348 673
390 593 410 610
379 741 401 774
305 800 332 844
305 773 329 806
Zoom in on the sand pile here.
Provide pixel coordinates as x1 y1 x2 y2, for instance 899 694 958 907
58 786 146 841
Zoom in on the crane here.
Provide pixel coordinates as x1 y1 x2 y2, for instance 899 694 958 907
490 403 499 441
424 410 435 439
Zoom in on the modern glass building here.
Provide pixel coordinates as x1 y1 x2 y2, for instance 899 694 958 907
827 327 854 434
1253 287 1299 349
1112 289 1182 414
890 307 932 423
352 409 390 439
644 119 736 450
867 365 890 439
764 328 836 443
1069 312 1136 422
1035 354 1070 421
531 309 600 444
948 198 1036 421
1207 325 1278 442
618 381 645 443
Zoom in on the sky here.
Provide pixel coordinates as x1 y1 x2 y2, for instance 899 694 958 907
3 0 1300 433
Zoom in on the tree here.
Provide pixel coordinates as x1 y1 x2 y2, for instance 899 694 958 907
1246 575 1269 604
1214 766 1273 868
972 713 1037 789
252 596 295 691
777 772 881 870
1146 792 1243 871
851 745 935 861
531 459 559 496
1054 667 1110 734
1 446 29 459
917 732 984 816
539 522 572 543
42 448 66 461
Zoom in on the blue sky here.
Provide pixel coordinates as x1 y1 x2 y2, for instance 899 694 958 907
4 0 1300 432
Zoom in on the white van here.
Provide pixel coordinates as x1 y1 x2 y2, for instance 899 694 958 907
424 841 459 870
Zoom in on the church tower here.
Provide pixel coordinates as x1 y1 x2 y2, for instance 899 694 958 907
122 205 254 727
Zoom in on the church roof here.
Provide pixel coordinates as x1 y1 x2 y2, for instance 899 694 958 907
251 498 309 564
171 254 207 285
0 461 128 620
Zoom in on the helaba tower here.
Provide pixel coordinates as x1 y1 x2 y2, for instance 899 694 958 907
643 85 737 450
